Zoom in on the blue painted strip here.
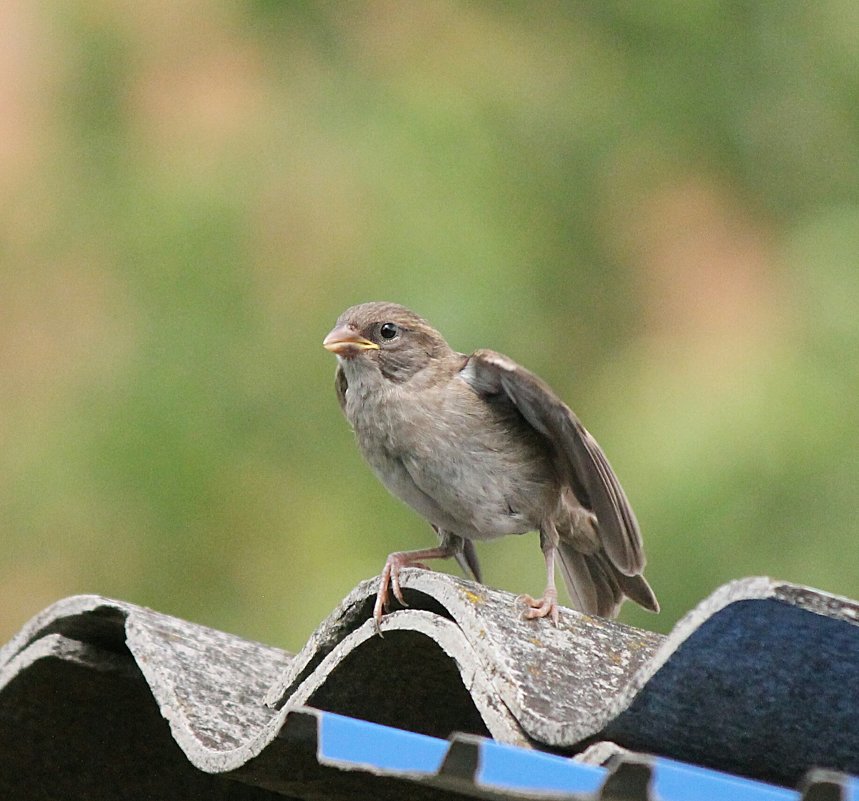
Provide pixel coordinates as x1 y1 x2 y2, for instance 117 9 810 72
317 711 859 801
652 757 798 801
475 739 605 794
317 711 448 774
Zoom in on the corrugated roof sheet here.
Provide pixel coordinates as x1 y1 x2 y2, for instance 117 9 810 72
1 573 858 799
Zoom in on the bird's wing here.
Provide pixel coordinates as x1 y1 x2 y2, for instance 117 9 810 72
460 349 644 575
334 363 348 414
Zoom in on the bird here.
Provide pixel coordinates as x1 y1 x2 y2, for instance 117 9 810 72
322 301 658 630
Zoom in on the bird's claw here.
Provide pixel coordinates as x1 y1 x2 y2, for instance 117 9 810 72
373 553 430 635
519 588 560 625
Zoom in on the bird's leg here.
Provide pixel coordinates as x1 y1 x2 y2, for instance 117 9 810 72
373 543 458 633
521 525 561 625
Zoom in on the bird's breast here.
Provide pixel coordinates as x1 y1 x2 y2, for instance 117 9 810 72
347 378 557 539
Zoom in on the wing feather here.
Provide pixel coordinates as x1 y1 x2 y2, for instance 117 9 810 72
463 349 644 575
334 364 348 414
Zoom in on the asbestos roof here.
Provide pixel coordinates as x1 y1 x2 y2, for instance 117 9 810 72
1 572 858 800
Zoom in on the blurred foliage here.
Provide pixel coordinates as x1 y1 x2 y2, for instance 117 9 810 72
1 2 858 648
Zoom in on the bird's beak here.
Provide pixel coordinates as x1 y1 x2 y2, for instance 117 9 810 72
323 324 380 356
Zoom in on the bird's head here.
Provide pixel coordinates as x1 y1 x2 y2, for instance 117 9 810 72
323 301 452 383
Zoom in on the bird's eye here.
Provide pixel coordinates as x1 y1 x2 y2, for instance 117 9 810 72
379 322 399 340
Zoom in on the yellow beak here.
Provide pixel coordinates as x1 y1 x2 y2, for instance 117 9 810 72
323 324 380 355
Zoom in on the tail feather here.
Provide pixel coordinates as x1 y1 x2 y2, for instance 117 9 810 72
455 539 482 583
434 527 482 584
616 570 660 613
557 542 658 618
555 547 600 614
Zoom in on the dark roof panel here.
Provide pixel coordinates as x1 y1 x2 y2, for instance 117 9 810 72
2 574 859 798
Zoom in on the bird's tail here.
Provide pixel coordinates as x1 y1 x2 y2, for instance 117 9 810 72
454 539 482 583
556 542 659 619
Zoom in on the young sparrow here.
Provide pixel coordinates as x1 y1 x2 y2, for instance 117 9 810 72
323 302 658 630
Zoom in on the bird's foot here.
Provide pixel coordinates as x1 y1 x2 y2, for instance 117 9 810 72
519 588 560 625
373 553 431 635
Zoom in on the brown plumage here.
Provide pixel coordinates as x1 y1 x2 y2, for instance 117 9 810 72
323 301 658 629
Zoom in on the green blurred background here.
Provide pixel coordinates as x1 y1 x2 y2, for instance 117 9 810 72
2 2 858 650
